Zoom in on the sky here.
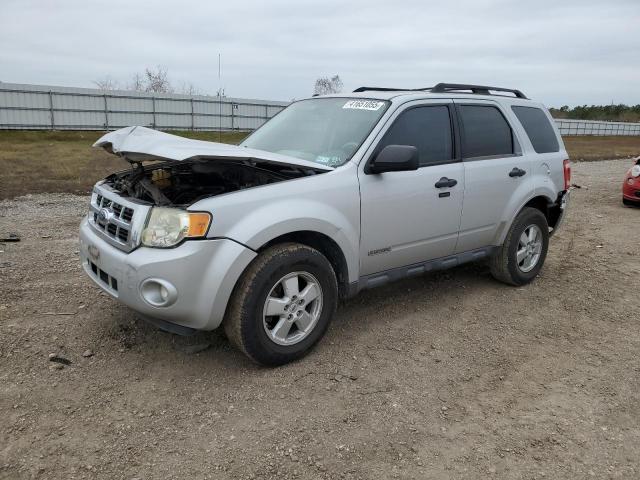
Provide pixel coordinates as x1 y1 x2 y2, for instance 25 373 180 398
1 0 639 107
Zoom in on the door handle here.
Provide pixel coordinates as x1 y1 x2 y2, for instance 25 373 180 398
509 167 526 177
434 177 458 188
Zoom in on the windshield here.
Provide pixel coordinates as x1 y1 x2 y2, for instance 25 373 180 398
240 98 389 167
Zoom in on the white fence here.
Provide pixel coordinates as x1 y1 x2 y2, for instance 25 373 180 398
555 118 640 136
1 82 640 136
0 82 288 131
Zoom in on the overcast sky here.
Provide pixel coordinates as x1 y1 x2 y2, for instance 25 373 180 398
1 0 638 106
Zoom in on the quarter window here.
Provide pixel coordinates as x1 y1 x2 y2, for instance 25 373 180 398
376 106 454 167
512 106 559 154
459 105 514 158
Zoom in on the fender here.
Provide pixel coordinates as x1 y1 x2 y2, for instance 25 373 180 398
225 199 360 284
191 166 362 284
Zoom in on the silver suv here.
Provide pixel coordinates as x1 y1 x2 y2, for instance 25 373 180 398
79 83 570 365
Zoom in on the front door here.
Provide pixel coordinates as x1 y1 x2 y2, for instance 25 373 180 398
359 101 464 276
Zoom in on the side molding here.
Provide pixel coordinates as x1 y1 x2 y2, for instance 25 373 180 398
355 246 497 293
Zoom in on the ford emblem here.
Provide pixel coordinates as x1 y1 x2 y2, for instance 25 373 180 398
98 207 113 223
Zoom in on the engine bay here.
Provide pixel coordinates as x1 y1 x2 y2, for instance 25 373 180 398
104 158 319 207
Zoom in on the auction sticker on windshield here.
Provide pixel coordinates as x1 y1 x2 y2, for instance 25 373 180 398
343 100 385 111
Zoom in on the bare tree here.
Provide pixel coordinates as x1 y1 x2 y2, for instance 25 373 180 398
143 65 174 93
128 73 145 92
313 75 343 96
179 81 200 96
94 67 202 95
93 76 119 91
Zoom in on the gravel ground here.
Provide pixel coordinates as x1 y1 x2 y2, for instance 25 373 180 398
1 159 639 479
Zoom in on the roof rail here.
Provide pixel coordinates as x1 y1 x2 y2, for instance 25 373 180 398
352 86 415 93
431 83 528 99
353 83 528 99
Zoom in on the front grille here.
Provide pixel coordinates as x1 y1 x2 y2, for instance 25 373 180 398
88 260 118 292
88 186 144 252
635 190 640 198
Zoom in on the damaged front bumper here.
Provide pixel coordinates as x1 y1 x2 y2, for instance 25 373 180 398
79 216 256 331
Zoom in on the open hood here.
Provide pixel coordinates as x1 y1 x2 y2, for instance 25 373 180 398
94 126 334 172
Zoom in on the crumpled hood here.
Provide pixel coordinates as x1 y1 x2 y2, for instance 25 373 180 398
93 126 334 171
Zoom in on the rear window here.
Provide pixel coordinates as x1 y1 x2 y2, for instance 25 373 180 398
458 105 513 158
512 106 559 154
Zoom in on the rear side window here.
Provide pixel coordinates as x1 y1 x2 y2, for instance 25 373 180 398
512 106 559 154
377 105 453 166
458 105 513 158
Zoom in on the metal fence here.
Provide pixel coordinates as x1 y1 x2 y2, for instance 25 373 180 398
2 82 640 136
555 118 640 136
0 82 288 131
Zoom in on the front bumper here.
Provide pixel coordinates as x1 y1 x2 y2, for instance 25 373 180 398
623 179 640 201
79 216 256 330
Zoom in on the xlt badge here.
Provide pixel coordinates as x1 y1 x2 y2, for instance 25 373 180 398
368 247 391 256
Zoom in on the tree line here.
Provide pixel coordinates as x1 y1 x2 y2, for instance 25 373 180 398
549 104 640 122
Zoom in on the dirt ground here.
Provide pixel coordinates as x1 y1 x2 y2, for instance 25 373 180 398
1 159 639 479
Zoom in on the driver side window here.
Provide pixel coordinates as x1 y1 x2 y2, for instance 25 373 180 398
377 105 454 167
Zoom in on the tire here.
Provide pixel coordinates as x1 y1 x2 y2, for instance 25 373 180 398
223 243 338 366
490 207 549 286
623 198 639 207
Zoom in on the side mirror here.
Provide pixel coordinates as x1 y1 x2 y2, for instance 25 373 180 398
368 145 419 174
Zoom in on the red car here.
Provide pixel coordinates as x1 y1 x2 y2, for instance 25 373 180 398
623 157 640 206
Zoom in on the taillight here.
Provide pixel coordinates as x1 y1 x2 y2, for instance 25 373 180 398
563 159 571 191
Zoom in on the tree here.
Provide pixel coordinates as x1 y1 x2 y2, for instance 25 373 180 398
143 65 173 93
93 76 120 91
93 66 204 96
128 73 145 92
313 75 343 96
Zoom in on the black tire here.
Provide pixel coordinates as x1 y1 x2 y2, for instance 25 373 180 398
223 243 338 366
623 198 639 207
490 207 549 286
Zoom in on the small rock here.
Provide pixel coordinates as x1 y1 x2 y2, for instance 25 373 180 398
48 354 71 365
82 349 94 358
441 406 448 412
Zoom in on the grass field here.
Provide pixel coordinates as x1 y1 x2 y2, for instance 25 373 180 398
1 130 639 199
0 130 249 199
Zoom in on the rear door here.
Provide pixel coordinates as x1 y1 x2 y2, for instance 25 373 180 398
454 100 531 253
358 100 464 276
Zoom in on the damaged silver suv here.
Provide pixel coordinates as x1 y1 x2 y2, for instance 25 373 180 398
79 83 570 365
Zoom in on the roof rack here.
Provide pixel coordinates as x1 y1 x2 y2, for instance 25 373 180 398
352 86 416 93
353 83 528 99
430 83 528 99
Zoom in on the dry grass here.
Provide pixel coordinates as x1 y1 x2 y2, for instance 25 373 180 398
0 130 248 199
1 131 639 199
564 135 640 161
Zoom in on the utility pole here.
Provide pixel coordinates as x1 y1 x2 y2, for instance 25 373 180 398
218 53 222 142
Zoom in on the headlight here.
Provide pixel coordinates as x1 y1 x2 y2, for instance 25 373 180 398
141 208 211 248
632 165 640 177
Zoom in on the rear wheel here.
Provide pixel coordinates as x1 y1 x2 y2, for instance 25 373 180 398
490 207 549 286
224 243 338 366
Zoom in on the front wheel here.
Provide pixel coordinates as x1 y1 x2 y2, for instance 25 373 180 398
224 243 338 366
490 207 549 286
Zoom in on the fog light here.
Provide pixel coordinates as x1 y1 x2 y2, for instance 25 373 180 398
140 278 178 307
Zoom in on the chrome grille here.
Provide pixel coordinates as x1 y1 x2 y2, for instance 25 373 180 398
88 185 148 252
